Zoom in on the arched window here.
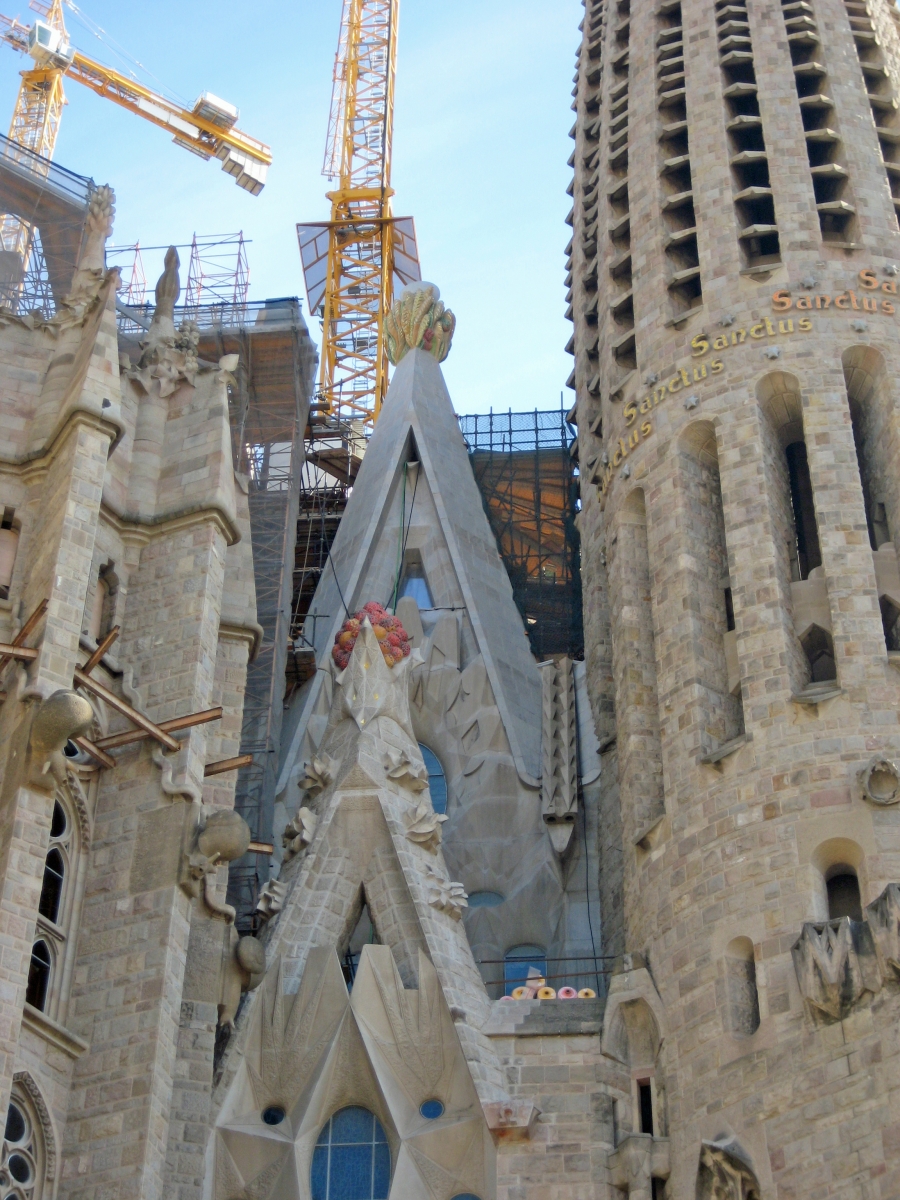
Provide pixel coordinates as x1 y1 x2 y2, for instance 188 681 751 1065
3 1088 47 1200
419 745 447 815
38 849 64 925
311 1107 390 1200
504 945 548 994
399 561 433 609
26 942 51 1012
827 869 862 922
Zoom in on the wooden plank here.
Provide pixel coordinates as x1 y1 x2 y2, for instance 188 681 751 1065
94 707 223 750
204 753 253 777
0 598 48 672
80 625 120 675
72 736 116 769
73 669 180 751
0 644 38 661
248 841 274 854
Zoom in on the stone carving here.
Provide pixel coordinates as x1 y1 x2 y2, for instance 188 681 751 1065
609 1134 670 1196
11 1071 56 1185
425 865 468 919
385 282 456 365
404 799 447 852
129 248 199 394
697 1137 761 1200
182 808 252 923
865 882 900 979
61 185 116 316
28 690 94 788
791 916 881 1021
281 807 317 863
337 617 421 737
298 754 334 800
255 878 288 921
384 746 428 791
858 755 900 805
220 931 266 1029
540 658 579 855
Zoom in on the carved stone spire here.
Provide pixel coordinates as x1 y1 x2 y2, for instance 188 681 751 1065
145 246 180 350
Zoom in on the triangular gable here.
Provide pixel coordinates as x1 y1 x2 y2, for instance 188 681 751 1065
279 347 542 784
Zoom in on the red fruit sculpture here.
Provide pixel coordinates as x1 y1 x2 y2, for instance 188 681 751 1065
332 602 411 670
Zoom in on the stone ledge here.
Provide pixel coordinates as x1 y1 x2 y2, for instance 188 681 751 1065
21 1004 89 1059
482 996 605 1037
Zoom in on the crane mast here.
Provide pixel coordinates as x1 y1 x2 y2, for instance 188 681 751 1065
299 0 419 427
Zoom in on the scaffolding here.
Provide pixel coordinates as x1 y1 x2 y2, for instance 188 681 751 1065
110 232 250 317
458 407 584 662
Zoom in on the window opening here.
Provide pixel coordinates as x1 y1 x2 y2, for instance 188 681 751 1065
310 1107 390 1200
638 1081 654 1135
398 562 433 609
785 442 822 579
342 903 378 989
37 849 64 925
26 941 51 1011
504 945 548 994
827 871 862 921
419 745 447 814
2 1097 40 1200
0 506 18 600
725 937 760 1036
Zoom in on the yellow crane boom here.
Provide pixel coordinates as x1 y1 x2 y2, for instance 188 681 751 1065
298 0 420 427
0 3 271 193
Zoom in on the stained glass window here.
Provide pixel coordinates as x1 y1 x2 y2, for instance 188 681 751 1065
310 1106 390 1200
419 745 447 815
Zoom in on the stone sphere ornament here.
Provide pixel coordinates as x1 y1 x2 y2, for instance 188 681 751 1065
197 809 252 862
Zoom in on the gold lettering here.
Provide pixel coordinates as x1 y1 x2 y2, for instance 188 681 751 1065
778 319 794 334
654 385 667 405
764 316 776 335
882 300 895 315
640 394 652 414
714 335 729 350
750 323 765 339
624 400 638 426
668 375 683 393
815 295 831 309
883 279 898 295
797 295 811 310
835 293 849 309
859 268 878 290
798 317 812 331
628 428 640 450
710 358 724 374
613 445 623 467
772 289 792 311
691 334 709 357
849 291 859 310
641 418 653 438
679 368 691 387
863 296 877 312
693 363 708 382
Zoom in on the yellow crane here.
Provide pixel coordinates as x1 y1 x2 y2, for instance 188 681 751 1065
298 0 420 427
0 0 271 290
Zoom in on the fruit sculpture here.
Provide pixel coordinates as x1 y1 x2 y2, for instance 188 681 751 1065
332 602 411 671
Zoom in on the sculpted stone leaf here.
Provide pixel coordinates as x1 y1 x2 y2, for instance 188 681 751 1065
299 755 335 800
282 807 318 863
404 800 447 852
384 746 428 791
425 866 468 920
255 878 288 921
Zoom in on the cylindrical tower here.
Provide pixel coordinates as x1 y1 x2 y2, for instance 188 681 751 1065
569 0 900 1192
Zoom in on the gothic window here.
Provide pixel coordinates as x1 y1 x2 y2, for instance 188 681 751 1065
25 942 51 1013
418 745 447 814
2 1090 46 1200
310 1107 390 1200
504 945 548 993
399 562 433 609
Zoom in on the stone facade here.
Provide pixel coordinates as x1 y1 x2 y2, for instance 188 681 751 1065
565 0 900 1191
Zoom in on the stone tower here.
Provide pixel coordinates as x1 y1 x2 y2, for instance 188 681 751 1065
568 0 900 1192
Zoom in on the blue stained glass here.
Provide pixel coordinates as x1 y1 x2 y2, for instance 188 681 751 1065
451 1194 483 1200
311 1106 390 1200
504 945 548 993
419 745 447 815
419 1099 444 1119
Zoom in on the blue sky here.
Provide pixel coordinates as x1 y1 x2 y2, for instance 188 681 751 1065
0 0 581 414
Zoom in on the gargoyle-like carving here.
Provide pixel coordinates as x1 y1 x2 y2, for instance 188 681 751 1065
384 746 428 791
540 657 578 855
255 878 288 921
29 690 94 788
182 808 252 923
385 282 455 365
858 755 900 806
404 799 447 852
220 931 266 1029
697 1137 760 1200
298 755 334 801
866 881 900 979
425 866 468 920
791 916 881 1022
281 807 317 863
61 185 116 315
